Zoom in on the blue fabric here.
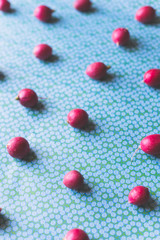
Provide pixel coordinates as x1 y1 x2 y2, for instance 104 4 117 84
0 0 159 239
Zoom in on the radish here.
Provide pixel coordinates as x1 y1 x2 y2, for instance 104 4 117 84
33 44 52 60
7 137 30 159
86 62 110 80
34 5 54 22
63 170 84 190
143 69 160 87
135 6 155 24
15 89 38 108
128 186 150 206
67 109 89 129
112 28 130 46
132 134 160 160
64 228 89 240
73 0 92 12
0 0 10 12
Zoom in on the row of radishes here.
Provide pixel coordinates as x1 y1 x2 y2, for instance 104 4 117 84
1 0 160 239
6 133 160 240
0 0 156 24
1 0 160 87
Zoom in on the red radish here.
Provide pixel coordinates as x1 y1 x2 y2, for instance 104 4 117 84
7 137 30 159
112 28 130 46
0 0 10 12
33 44 52 60
16 89 38 108
63 170 84 190
135 6 155 23
0 208 2 212
64 228 89 240
143 69 160 87
73 0 92 12
86 62 110 80
67 109 88 129
140 134 160 155
132 134 160 160
34 5 54 22
128 186 150 206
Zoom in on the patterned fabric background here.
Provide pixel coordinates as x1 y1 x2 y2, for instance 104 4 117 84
0 0 159 239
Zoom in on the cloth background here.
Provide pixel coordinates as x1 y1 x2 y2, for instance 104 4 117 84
0 0 159 239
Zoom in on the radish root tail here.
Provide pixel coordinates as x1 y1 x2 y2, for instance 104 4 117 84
131 145 141 162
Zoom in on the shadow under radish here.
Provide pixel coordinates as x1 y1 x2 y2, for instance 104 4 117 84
148 154 160 160
3 8 16 14
82 120 96 132
145 16 160 26
150 85 160 90
100 73 116 83
85 6 98 14
45 54 59 63
0 213 10 230
30 101 46 113
23 101 47 116
0 72 6 81
23 149 37 162
123 38 139 50
138 197 159 211
77 183 92 193
46 16 60 24
147 197 159 211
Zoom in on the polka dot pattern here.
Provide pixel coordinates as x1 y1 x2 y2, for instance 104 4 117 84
0 0 159 239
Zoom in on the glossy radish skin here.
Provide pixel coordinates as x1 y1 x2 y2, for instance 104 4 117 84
0 0 10 12
74 0 91 12
67 109 89 129
112 28 130 46
63 170 84 190
140 134 160 155
128 186 150 206
86 62 110 80
135 6 155 23
64 228 89 240
143 69 160 87
33 44 52 60
34 5 53 22
7 137 30 159
16 89 38 108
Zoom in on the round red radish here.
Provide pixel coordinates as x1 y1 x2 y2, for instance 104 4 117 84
132 134 160 161
34 5 54 22
33 44 52 60
63 170 84 190
0 0 10 12
140 134 160 155
128 186 150 206
67 109 88 129
16 89 38 108
143 69 160 87
86 62 110 80
7 137 30 159
64 228 89 240
112 28 130 46
74 0 92 12
135 6 155 23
